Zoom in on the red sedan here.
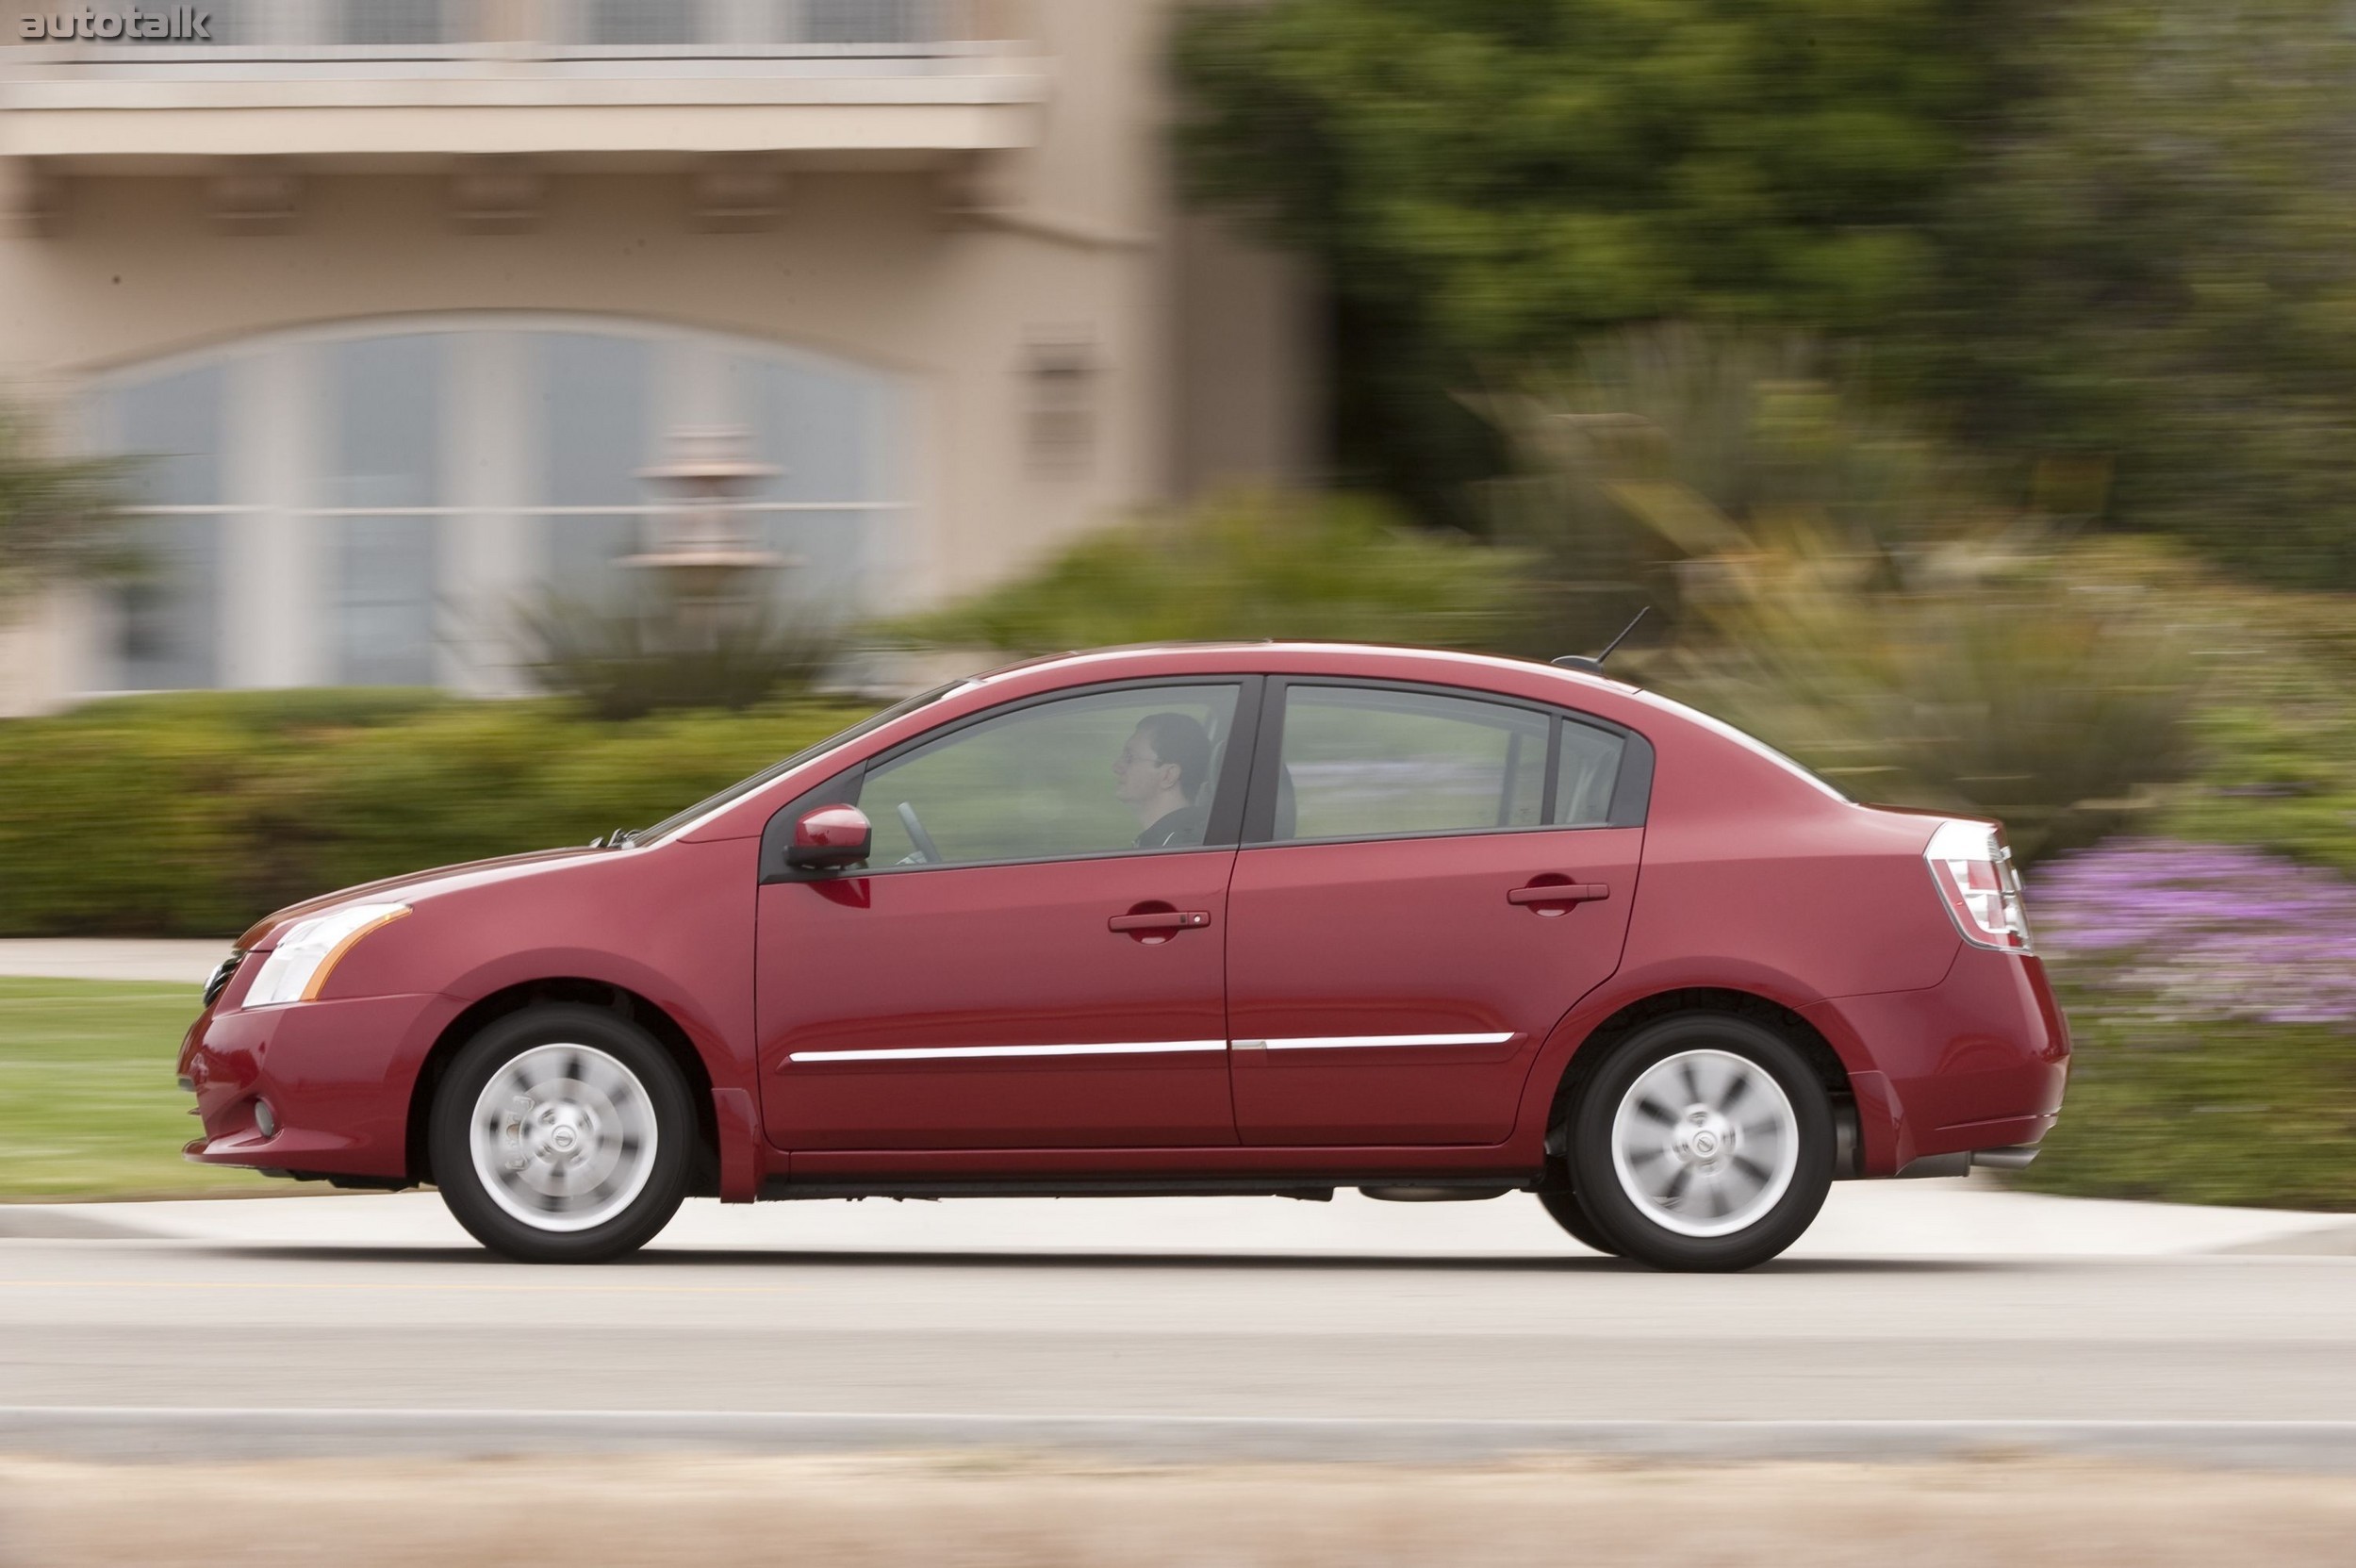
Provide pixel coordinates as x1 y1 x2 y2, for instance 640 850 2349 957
178 643 2068 1270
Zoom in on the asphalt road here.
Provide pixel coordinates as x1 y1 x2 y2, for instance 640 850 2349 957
5 1194 2355 1461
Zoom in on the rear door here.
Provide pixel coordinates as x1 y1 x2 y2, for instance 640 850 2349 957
1225 681 1649 1146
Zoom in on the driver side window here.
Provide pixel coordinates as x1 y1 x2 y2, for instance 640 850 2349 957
853 684 1244 869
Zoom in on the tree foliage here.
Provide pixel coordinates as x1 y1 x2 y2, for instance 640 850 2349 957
1175 0 2002 509
1923 0 2356 587
0 404 130 613
1180 0 2356 588
1178 0 1987 349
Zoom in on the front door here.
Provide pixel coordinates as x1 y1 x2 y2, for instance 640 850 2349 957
757 680 1252 1150
1226 682 1646 1146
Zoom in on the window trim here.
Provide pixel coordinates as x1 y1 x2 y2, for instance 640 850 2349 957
1239 677 1653 849
759 675 1267 883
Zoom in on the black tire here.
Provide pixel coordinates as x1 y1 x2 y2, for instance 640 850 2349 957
430 1003 694 1263
1537 1186 1623 1257
1568 1014 1834 1273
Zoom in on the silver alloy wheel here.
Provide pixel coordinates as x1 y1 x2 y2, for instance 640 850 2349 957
1608 1048 1799 1239
469 1042 659 1233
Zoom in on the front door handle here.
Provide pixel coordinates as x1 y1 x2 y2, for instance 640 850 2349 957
1508 882 1609 911
1108 910 1212 933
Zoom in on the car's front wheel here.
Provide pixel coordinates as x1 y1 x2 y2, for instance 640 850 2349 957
430 1004 692 1263
1568 1015 1834 1272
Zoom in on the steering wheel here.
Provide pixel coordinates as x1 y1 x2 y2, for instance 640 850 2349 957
896 801 944 866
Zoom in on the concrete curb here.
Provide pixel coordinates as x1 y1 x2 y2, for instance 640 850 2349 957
0 940 220 985
2218 1222 2356 1256
0 1210 162 1241
10 1409 2356 1470
10 1182 2355 1260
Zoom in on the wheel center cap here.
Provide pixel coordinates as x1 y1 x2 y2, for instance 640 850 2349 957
1672 1107 1735 1168
549 1124 580 1154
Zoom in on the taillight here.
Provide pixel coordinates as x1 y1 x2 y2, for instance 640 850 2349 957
1923 819 2034 952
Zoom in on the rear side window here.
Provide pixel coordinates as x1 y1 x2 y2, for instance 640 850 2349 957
1555 718 1627 827
1263 684 1639 843
1277 686 1547 839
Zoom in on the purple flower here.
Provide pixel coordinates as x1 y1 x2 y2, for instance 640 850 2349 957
2030 839 2356 1028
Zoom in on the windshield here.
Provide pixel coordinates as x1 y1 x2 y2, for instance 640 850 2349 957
630 680 974 845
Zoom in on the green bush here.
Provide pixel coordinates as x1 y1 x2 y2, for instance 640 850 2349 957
2015 993 2356 1212
1482 325 2007 649
1639 538 2201 867
0 692 874 937
512 588 842 720
890 489 1533 654
1488 341 2204 866
2155 596 2356 878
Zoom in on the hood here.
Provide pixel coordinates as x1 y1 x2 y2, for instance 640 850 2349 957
234 845 608 949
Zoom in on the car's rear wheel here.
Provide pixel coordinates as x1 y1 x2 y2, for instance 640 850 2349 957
1536 1186 1623 1257
1568 1015 1834 1272
430 1004 692 1263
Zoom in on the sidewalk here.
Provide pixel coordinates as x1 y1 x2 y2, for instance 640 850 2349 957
8 1180 2353 1259
0 939 222 985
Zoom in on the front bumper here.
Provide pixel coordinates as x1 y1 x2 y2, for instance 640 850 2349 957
177 990 459 1180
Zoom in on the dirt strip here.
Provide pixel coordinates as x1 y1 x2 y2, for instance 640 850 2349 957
5 1451 2356 1567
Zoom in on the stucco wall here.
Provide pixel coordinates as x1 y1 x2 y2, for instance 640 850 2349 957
0 0 1323 710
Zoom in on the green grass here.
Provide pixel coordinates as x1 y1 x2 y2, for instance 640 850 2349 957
0 977 270 1201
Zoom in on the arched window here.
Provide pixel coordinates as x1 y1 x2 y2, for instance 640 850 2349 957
94 316 907 693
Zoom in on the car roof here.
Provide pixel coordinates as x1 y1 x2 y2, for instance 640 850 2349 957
963 641 1643 700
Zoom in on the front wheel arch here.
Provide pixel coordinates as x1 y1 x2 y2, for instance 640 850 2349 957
406 978 718 1196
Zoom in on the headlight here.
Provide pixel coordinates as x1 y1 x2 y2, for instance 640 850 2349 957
242 903 410 1009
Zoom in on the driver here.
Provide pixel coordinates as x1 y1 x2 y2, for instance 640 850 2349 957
1113 712 1213 849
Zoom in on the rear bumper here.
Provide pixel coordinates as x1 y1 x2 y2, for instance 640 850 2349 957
1807 946 2070 1178
177 991 460 1180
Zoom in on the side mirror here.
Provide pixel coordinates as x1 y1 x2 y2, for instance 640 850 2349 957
785 803 872 873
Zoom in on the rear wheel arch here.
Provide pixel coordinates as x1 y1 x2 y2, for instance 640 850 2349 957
1543 987 1853 1167
405 979 719 1196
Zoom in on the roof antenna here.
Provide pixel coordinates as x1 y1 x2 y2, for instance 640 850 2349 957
1552 606 1650 673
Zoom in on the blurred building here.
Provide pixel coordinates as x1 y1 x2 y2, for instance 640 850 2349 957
0 0 1320 709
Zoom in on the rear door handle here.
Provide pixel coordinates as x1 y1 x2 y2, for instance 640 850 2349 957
1508 883 1609 908
1108 910 1212 933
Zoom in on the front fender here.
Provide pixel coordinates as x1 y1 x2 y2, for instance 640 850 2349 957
433 946 755 1095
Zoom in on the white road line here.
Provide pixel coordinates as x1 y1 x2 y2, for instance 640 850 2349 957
8 1409 2356 1467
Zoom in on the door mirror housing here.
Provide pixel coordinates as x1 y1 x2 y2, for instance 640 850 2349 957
786 804 872 872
